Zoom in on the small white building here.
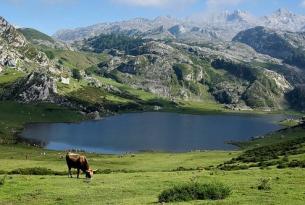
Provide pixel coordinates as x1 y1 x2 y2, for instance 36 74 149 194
61 77 70 85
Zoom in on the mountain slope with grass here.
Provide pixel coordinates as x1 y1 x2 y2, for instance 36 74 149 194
233 26 305 111
2 16 305 115
77 33 299 110
1 15 305 144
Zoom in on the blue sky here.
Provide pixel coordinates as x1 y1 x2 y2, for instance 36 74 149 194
1 0 305 35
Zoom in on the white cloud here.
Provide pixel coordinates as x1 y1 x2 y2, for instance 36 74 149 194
112 0 196 7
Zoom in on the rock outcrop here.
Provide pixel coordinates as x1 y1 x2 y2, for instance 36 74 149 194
233 26 305 69
1 72 58 103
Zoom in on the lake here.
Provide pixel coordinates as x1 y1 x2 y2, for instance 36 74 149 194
21 112 286 154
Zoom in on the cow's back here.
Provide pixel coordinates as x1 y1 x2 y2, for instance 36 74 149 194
66 153 89 171
66 153 80 168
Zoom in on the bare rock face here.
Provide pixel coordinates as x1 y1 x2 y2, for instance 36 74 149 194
1 72 58 103
0 16 27 47
233 26 305 69
0 16 50 71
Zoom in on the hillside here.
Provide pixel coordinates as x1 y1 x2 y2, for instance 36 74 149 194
2 15 305 116
18 28 55 44
76 33 298 110
233 26 305 110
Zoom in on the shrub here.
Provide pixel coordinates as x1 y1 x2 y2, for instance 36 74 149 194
8 167 66 176
277 162 288 169
258 178 271 190
158 182 231 203
0 170 7 175
218 164 249 171
172 167 197 172
72 69 82 81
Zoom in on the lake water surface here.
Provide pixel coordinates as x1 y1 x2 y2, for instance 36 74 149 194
21 112 286 154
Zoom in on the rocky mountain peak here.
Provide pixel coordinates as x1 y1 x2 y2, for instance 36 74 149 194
0 16 14 33
0 16 26 47
274 8 293 16
168 25 186 35
262 8 305 31
53 8 305 43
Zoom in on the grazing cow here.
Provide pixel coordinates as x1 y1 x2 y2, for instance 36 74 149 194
66 152 94 179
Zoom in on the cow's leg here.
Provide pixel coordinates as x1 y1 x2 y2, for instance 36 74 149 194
77 169 80 178
68 167 72 178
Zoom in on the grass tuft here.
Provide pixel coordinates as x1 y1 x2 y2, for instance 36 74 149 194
258 178 272 190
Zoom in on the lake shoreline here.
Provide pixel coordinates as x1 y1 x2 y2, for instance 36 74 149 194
6 100 300 153
20 112 287 154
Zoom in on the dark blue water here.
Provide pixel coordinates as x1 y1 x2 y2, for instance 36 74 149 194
21 112 286 154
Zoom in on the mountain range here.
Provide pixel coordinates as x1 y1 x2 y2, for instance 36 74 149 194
1 8 305 114
54 9 305 42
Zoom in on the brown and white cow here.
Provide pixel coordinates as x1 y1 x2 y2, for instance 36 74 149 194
66 152 95 178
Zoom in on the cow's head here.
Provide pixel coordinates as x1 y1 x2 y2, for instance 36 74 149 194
85 169 95 178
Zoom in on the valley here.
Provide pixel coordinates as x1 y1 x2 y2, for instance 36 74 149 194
1 6 305 205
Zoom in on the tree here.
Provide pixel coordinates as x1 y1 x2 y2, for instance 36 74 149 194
72 69 82 81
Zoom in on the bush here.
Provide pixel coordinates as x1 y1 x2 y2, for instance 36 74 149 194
277 162 288 169
158 182 231 203
172 167 197 172
288 160 305 168
258 178 271 190
218 164 249 171
72 69 82 81
8 167 66 176
0 170 7 175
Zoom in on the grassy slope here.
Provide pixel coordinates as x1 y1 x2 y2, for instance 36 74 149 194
53 49 107 70
0 145 305 205
0 102 85 143
233 126 305 150
18 28 55 43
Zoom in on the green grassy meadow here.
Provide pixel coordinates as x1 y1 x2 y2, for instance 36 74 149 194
1 145 305 205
